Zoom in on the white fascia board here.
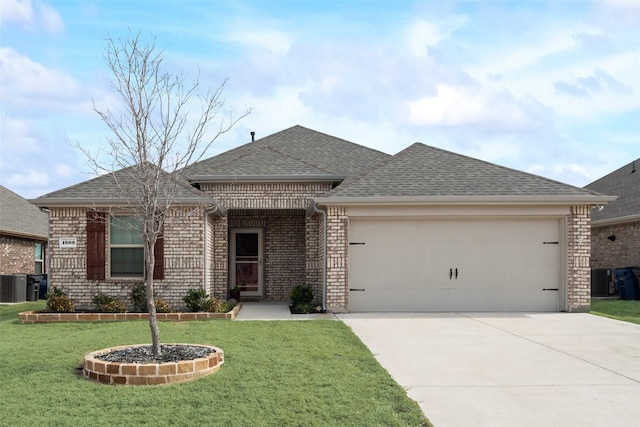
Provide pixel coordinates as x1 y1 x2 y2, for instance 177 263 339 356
315 195 617 207
592 214 640 227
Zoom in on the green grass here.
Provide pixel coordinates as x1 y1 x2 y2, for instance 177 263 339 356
591 299 640 325
0 301 430 426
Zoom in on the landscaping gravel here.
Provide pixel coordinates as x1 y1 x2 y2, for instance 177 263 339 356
95 344 215 364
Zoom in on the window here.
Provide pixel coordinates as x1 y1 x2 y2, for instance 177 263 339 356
34 243 44 274
109 215 144 278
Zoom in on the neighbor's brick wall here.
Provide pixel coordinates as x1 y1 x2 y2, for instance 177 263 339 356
591 220 640 270
201 182 332 209
228 209 306 301
47 207 206 310
567 205 591 312
0 234 44 275
325 206 348 312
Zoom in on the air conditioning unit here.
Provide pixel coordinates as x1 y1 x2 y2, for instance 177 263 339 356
0 274 27 303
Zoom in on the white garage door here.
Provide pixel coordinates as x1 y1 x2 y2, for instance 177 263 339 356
349 219 562 312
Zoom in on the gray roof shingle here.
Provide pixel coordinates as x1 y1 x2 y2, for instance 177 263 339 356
328 143 607 199
184 125 391 179
0 185 48 239
585 159 639 221
31 164 213 206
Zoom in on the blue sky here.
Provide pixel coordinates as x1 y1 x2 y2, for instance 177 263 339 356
1 0 639 199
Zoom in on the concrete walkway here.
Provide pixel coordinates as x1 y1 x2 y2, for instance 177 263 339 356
234 301 338 320
338 312 640 427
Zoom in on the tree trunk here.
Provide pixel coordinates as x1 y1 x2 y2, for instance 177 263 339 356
146 241 161 357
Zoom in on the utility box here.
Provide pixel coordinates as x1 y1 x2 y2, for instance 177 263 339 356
591 269 611 297
0 275 27 303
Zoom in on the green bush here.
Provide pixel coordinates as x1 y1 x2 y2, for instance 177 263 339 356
183 289 209 312
289 285 313 306
46 287 75 313
130 283 148 312
92 294 127 313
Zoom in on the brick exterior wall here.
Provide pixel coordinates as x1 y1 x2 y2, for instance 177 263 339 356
47 207 206 310
591 220 640 269
305 214 323 305
567 205 591 312
0 234 45 275
201 182 332 209
325 206 349 312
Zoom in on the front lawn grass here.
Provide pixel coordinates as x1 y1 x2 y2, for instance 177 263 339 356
0 302 430 426
591 299 640 325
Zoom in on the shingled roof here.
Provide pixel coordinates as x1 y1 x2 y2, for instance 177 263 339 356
0 185 48 240
324 143 610 202
184 125 391 181
31 164 214 208
585 158 639 222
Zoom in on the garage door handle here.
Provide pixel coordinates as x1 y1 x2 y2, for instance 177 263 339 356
449 268 453 279
350 288 365 292
455 268 458 279
543 288 559 291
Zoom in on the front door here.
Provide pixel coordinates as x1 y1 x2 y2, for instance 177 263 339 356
230 229 263 297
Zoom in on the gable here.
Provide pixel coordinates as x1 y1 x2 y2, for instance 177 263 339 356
184 125 391 181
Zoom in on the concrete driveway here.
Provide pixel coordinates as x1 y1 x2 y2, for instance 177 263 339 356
338 312 640 427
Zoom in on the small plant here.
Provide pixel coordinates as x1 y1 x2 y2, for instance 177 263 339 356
291 302 316 314
154 298 172 313
91 294 127 313
130 283 148 312
289 285 313 306
183 289 210 312
46 287 75 313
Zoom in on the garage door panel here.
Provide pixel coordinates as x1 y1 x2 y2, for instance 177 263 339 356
349 219 562 312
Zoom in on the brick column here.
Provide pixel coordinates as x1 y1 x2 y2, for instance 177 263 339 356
567 205 591 312
325 206 348 312
210 216 228 299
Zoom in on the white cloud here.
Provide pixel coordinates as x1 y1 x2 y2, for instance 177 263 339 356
0 47 93 114
406 84 541 130
404 17 465 57
0 0 63 34
0 0 33 26
226 26 292 54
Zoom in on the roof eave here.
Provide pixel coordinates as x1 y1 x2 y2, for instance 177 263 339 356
315 195 618 207
189 174 346 184
0 228 48 241
29 197 218 209
592 213 640 227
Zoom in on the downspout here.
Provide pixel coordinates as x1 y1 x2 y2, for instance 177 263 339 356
311 203 327 312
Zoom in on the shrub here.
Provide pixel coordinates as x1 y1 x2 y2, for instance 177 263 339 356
46 287 75 313
291 303 316 314
183 289 209 312
91 294 127 313
289 285 313 306
154 298 172 313
130 283 148 312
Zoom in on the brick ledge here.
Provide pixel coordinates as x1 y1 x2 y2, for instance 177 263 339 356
18 303 242 324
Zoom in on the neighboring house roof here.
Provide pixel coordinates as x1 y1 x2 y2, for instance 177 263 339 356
585 158 639 225
30 164 218 209
321 143 611 204
0 185 48 240
184 125 391 181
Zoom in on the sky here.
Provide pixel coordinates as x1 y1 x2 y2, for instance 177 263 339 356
1 0 639 199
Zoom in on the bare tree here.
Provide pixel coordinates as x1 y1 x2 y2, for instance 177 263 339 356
79 32 249 356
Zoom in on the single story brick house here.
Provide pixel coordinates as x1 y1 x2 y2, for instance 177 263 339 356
31 126 614 312
1 185 48 276
585 159 639 292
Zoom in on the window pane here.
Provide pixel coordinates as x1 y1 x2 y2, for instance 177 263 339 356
110 248 144 277
236 233 258 257
34 262 43 275
34 243 43 259
110 216 144 244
